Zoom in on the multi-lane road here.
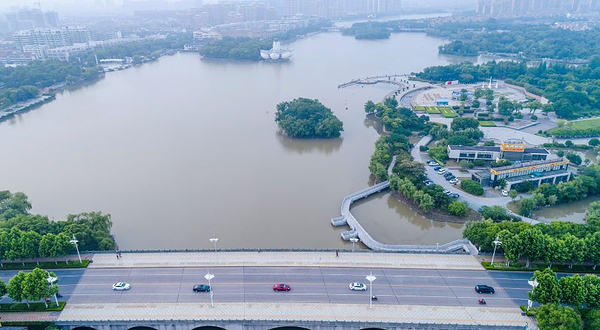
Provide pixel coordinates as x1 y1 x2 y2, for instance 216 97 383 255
1 266 552 308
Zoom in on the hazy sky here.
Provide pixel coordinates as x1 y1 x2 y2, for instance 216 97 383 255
1 0 475 13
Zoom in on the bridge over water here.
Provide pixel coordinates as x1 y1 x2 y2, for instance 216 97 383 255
331 156 478 255
337 74 409 89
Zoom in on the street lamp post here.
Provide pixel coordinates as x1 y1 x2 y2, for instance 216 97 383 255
205 271 215 307
70 235 82 263
47 275 59 307
527 279 539 312
366 272 377 309
349 237 358 253
491 235 502 266
209 235 219 252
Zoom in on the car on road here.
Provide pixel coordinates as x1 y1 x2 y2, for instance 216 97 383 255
273 283 291 291
193 284 211 292
444 190 452 195
437 168 446 174
349 282 367 291
112 282 131 291
427 161 439 166
423 179 433 186
433 166 441 171
475 285 495 294
501 190 509 196
449 178 459 185
450 193 459 198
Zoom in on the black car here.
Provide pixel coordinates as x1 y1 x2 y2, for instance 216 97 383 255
445 175 456 181
433 166 441 171
475 285 495 294
450 193 459 198
443 172 454 178
193 284 211 292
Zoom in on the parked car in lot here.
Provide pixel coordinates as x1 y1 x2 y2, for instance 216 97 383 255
349 282 367 291
449 178 459 185
433 166 441 171
443 172 454 178
450 193 459 198
437 168 446 174
427 161 439 166
193 284 211 292
475 285 495 294
501 190 509 196
273 283 291 291
444 190 452 195
112 282 131 291
423 179 433 186
445 175 456 181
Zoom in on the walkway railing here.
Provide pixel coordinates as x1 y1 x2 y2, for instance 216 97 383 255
330 156 478 255
338 74 409 89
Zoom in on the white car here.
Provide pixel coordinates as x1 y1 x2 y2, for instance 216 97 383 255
437 168 446 174
449 178 459 185
112 282 131 291
427 161 439 166
501 190 509 196
349 282 367 291
47 276 58 284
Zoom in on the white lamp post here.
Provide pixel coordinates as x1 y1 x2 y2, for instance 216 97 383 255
70 235 82 263
209 235 219 252
366 272 377 309
205 271 215 307
491 235 502 266
350 237 358 253
527 279 539 311
47 275 59 307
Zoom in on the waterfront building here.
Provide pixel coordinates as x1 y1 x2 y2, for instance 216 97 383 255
476 0 599 16
260 39 293 60
13 27 91 51
472 158 571 190
447 141 548 162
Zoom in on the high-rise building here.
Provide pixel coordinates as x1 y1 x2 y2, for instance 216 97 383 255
13 27 91 51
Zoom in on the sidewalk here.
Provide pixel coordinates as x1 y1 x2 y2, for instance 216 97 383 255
57 302 534 328
90 251 484 270
0 310 60 322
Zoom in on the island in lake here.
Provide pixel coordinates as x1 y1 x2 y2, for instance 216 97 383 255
275 98 343 138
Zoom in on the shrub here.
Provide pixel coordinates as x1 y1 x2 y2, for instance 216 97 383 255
448 201 468 216
531 115 538 120
590 138 600 147
419 145 429 152
461 180 484 196
566 152 582 165
473 159 487 166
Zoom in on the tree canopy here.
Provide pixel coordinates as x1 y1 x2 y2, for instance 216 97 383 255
275 98 343 138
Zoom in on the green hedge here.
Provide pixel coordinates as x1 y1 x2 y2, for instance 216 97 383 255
460 179 484 195
0 259 89 270
0 301 66 312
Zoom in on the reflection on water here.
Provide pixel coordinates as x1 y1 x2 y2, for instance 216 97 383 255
0 31 476 249
275 130 343 154
532 196 600 224
351 192 464 245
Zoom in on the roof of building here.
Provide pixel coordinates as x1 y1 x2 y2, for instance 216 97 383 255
473 170 492 179
448 145 549 154
523 148 549 154
448 145 500 152
436 98 449 101
493 158 568 172
504 169 570 182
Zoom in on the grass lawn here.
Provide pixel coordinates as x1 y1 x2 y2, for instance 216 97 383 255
439 107 458 118
479 121 496 127
547 118 600 137
413 106 426 111
0 259 90 270
0 301 66 312
425 106 441 114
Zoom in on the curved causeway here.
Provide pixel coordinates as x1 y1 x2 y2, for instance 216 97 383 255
331 156 478 255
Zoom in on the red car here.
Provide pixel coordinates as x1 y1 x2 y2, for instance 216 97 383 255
273 283 291 291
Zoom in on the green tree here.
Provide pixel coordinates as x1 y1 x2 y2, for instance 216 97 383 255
586 309 600 330
583 274 600 309
275 98 343 138
526 100 542 114
451 117 480 131
448 201 468 216
589 138 600 147
0 279 6 297
519 228 546 267
509 189 518 201
560 274 587 308
364 100 375 114
564 233 587 268
20 231 41 264
536 304 581 330
530 268 560 304
587 232 600 270
8 271 28 306
460 179 484 196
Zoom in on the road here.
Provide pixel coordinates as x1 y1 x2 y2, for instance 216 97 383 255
0 267 538 308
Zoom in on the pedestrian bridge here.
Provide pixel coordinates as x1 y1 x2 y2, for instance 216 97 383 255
338 74 409 89
331 156 477 255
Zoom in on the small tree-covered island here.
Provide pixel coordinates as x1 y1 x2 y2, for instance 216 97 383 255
275 98 343 138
